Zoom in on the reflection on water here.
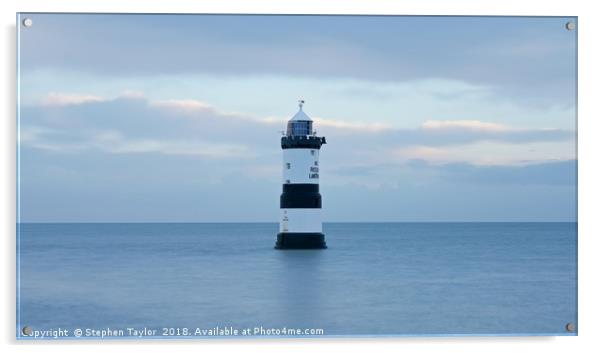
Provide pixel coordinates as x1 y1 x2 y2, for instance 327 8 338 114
274 250 326 327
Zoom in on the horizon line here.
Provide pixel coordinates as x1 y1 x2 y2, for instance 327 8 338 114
16 220 577 224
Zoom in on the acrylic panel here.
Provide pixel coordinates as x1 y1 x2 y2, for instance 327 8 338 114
16 13 577 339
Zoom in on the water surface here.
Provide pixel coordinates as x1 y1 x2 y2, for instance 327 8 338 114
17 222 577 338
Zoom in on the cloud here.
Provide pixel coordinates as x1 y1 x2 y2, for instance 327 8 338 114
393 146 453 164
22 94 265 158
329 159 576 188
15 16 577 222
391 140 575 166
41 92 106 106
421 120 510 132
415 120 573 146
119 90 145 99
86 129 250 158
19 15 576 111
149 99 212 113
427 160 577 186
258 115 392 133
19 125 56 143
313 117 392 133
21 126 251 158
374 121 573 149
20 92 575 171
120 140 250 158
18 91 577 222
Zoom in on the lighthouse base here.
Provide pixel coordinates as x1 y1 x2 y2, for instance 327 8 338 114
275 232 327 249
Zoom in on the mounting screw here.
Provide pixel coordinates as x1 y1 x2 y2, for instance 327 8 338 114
565 21 575 31
565 322 575 332
22 326 32 336
22 18 33 28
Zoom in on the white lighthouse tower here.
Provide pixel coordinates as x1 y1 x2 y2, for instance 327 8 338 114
275 100 327 249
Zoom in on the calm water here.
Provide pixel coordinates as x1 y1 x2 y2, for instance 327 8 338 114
17 223 577 338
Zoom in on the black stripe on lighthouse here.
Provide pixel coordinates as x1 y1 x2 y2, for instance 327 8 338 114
275 232 326 249
280 184 322 208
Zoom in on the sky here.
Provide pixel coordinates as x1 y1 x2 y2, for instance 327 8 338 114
17 14 577 222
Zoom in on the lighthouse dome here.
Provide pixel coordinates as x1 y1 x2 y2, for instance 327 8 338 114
290 107 312 121
287 100 313 136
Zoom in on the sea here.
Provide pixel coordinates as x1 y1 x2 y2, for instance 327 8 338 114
17 222 577 339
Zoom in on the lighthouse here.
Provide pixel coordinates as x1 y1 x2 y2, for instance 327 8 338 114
275 100 327 249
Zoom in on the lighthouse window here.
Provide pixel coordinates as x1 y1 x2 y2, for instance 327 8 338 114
310 150 315 156
286 163 291 169
314 161 318 166
285 179 290 184
287 120 312 136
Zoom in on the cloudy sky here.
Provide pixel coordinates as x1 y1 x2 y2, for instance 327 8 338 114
17 14 577 222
